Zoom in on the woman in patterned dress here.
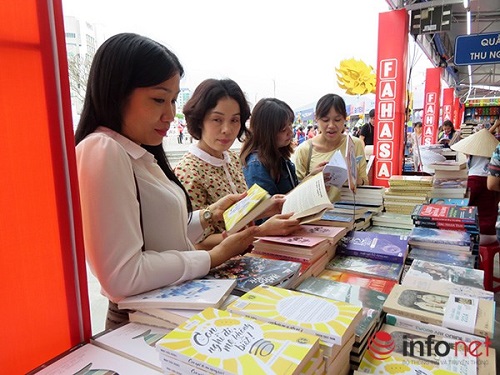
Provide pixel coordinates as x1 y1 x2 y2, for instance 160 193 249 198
175 79 300 250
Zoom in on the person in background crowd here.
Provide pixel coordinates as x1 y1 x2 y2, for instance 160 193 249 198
294 93 369 201
240 98 299 198
296 126 306 145
409 121 423 171
74 33 258 328
359 109 375 146
438 120 456 147
174 79 301 250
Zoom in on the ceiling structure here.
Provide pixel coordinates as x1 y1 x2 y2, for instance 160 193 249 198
386 0 500 102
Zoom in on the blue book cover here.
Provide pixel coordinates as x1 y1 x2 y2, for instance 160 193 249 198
326 255 403 282
408 247 476 268
429 198 470 205
337 230 409 264
408 227 472 252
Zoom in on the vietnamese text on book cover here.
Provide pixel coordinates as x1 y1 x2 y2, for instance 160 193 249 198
337 230 409 264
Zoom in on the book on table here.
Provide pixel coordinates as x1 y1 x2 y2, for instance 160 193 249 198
411 203 478 225
223 182 273 234
407 247 477 268
388 174 434 187
91 322 171 372
428 160 467 171
382 284 495 338
290 224 347 243
318 269 397 294
27 342 161 375
336 230 409 264
325 254 404 282
407 226 473 252
226 285 363 355
128 310 178 329
429 197 470 205
205 254 301 295
117 278 236 310
156 307 320 375
401 259 493 300
296 276 387 343
313 209 355 229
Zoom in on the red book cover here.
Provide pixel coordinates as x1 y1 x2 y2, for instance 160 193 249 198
411 204 478 225
318 269 396 294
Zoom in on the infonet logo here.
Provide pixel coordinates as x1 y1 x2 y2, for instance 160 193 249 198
367 331 492 360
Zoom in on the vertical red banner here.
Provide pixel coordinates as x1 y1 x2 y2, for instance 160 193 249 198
454 96 464 127
442 87 455 123
373 9 409 186
422 68 442 145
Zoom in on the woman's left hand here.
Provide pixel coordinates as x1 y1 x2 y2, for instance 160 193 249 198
210 192 247 222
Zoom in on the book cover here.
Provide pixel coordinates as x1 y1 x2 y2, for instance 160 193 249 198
252 237 335 262
291 224 347 242
29 343 162 375
411 204 478 225
317 269 396 294
413 219 479 234
402 260 492 300
226 285 363 348
156 307 320 375
428 160 467 171
205 255 301 294
408 227 472 252
224 183 273 234
281 172 333 223
314 210 355 229
337 231 409 264
323 149 348 188
91 322 171 371
296 277 386 341
408 247 476 268
117 279 237 310
325 255 404 282
256 235 328 248
388 175 434 187
345 134 358 192
128 310 178 329
382 284 495 338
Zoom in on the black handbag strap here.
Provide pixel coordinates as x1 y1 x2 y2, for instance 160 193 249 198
133 173 145 252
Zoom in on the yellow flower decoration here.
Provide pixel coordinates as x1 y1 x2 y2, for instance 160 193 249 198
336 58 377 95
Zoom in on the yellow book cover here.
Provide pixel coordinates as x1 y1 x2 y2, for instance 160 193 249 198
156 307 320 375
388 175 434 187
223 183 272 234
226 285 362 348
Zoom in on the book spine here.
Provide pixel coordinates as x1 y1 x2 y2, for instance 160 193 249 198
157 346 230 375
384 314 485 343
413 220 479 233
337 247 403 264
382 305 442 327
159 354 212 375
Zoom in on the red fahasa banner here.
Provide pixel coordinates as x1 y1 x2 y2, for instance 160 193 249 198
373 9 409 186
442 87 455 123
422 67 442 145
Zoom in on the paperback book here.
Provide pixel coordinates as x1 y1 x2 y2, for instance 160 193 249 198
156 307 320 375
224 183 273 234
252 236 334 263
323 149 348 188
296 277 387 342
408 227 473 252
91 322 171 371
318 269 397 294
407 247 476 268
326 255 404 282
382 284 495 338
313 210 355 230
117 279 236 310
128 310 178 329
402 259 492 300
337 230 409 263
205 255 301 295
226 285 363 350
411 204 478 225
291 224 347 243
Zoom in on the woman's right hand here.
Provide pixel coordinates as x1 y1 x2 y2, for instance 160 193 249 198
208 226 259 268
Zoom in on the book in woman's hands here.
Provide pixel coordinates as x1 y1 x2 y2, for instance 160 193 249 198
323 150 348 188
117 279 236 310
223 183 273 234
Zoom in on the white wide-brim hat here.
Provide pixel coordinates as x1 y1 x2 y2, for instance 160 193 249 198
450 128 499 158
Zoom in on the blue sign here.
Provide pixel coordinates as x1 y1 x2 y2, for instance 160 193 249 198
454 32 500 66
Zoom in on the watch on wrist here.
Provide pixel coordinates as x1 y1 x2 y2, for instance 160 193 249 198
202 207 213 224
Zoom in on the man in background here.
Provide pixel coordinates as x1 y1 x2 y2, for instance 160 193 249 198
359 109 375 146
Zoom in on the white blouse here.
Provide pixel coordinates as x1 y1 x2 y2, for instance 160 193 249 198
76 127 210 302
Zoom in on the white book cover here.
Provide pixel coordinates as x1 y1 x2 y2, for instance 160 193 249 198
323 150 348 188
30 343 161 374
117 279 236 310
139 307 200 326
91 322 171 371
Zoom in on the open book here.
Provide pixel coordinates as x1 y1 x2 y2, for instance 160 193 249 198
223 183 273 234
323 134 357 192
281 172 333 224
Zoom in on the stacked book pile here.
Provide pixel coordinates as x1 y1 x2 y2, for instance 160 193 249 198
156 307 323 375
226 285 363 375
459 122 476 138
313 209 356 230
383 175 433 215
295 277 387 372
370 211 415 230
427 160 468 199
409 203 479 266
329 202 382 231
340 185 384 207
355 258 497 374
249 224 346 288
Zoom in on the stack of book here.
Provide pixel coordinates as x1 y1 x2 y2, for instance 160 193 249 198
205 254 302 296
295 277 388 370
370 212 415 230
383 175 433 215
156 307 322 375
327 202 380 231
250 226 344 287
116 279 238 330
427 160 468 199
226 285 363 375
318 268 397 294
459 122 476 138
313 209 356 230
340 185 384 207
